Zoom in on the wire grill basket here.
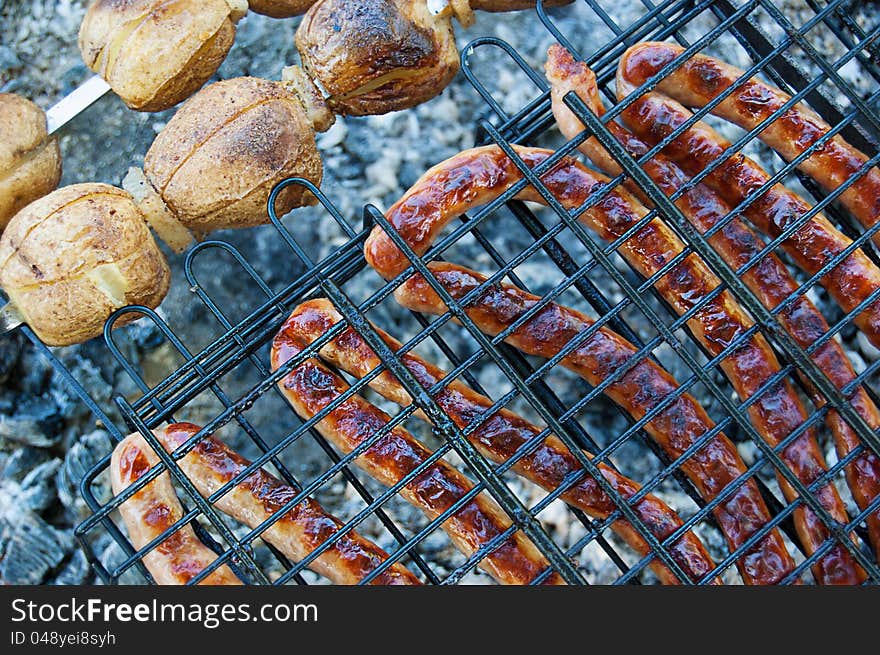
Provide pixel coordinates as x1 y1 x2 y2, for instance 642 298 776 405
46 0 880 585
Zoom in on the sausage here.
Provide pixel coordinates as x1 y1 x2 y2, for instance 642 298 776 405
110 433 243 585
152 423 421 585
546 45 875 578
367 142 857 581
617 42 880 242
614 49 880 354
365 147 798 583
287 298 721 584
270 321 565 585
395 261 799 584
547 44 880 565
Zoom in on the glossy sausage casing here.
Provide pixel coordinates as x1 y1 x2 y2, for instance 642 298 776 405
288 298 721 584
618 42 880 241
271 319 565 585
110 432 243 585
545 46 868 583
154 423 421 585
367 145 798 583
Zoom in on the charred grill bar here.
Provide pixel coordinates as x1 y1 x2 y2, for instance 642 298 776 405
59 0 880 584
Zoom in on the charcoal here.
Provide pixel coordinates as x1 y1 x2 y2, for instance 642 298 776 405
1 446 50 480
0 396 62 447
99 541 150 585
57 429 113 514
19 459 61 512
0 509 73 585
0 334 21 384
17 347 52 396
50 549 91 585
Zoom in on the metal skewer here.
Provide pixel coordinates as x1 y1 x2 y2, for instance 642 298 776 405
0 74 111 336
46 74 111 135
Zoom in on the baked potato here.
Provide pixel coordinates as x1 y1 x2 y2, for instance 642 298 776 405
248 0 315 18
127 71 332 247
296 0 459 116
468 0 572 10
78 0 249 112
0 93 62 231
0 184 170 346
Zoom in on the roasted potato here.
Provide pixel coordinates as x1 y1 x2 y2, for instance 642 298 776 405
0 94 62 231
131 71 332 243
78 0 249 112
0 184 170 346
468 0 572 10
248 0 315 18
296 0 459 116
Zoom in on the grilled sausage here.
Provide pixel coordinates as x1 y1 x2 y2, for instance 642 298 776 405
395 261 799 584
280 298 720 584
614 49 880 353
271 320 565 585
546 46 872 580
618 42 880 242
151 423 421 585
365 146 798 584
370 140 859 582
110 433 243 585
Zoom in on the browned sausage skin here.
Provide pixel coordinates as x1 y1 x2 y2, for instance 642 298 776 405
285 298 721 584
365 146 798 584
545 45 872 581
396 261 797 584
270 319 565 585
618 42 880 242
614 47 880 353
110 433 243 585
546 44 880 566
153 423 421 585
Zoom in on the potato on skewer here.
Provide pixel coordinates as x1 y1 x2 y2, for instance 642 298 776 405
124 70 333 251
0 94 62 231
78 0 249 112
0 184 170 346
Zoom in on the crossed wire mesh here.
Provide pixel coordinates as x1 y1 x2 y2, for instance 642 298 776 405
65 0 880 585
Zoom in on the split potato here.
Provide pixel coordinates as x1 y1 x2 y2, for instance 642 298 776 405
78 0 249 112
0 184 170 346
128 71 332 247
248 0 316 18
0 93 62 231
296 0 459 116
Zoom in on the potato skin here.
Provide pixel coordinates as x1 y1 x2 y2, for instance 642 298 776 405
469 0 572 10
78 0 245 112
0 94 62 230
248 0 315 18
144 77 323 232
296 0 459 115
0 184 170 346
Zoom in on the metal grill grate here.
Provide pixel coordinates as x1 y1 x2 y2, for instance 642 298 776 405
56 0 880 584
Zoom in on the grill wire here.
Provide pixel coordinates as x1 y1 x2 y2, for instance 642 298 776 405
55 0 880 585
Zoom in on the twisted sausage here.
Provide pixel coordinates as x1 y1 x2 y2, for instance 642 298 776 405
615 46 880 353
271 319 565 585
288 297 721 584
618 42 880 241
153 423 422 585
546 46 865 584
365 146 798 583
110 432 243 585
546 44 880 565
